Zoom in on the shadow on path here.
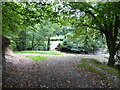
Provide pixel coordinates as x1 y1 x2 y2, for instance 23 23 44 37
3 53 114 88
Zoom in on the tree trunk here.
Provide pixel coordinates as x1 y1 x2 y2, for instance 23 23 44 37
105 33 116 66
2 36 10 86
18 31 27 51
15 40 21 51
47 36 50 51
108 50 116 66
31 34 35 50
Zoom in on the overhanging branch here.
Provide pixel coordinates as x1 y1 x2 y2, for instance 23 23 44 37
72 22 105 33
82 4 102 30
85 10 97 20
81 24 105 33
81 24 99 30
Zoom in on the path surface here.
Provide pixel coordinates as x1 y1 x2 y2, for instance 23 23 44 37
4 53 115 88
49 41 61 50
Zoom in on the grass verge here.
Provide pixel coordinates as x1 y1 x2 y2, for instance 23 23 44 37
26 56 48 61
14 51 65 55
78 58 120 78
90 59 120 77
77 58 107 78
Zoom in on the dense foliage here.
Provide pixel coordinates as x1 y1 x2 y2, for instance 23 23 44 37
62 2 120 66
2 2 120 66
59 28 107 53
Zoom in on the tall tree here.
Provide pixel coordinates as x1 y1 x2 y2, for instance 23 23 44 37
68 2 120 66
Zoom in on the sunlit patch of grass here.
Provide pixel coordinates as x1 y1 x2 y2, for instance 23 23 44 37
26 56 48 61
14 51 65 55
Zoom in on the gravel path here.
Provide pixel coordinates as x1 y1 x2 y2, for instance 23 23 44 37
3 53 114 88
15 53 109 63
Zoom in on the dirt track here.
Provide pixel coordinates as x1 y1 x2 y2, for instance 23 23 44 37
3 53 118 88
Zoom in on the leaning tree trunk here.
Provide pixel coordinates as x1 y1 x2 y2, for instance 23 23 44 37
2 36 10 86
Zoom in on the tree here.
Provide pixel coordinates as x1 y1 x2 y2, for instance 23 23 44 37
3 2 119 67
67 2 120 66
60 28 106 53
35 20 61 51
2 2 61 50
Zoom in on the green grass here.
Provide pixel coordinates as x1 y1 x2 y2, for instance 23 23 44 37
90 59 120 78
14 51 65 55
26 56 48 61
90 59 102 65
78 58 107 78
78 58 120 78
99 64 120 77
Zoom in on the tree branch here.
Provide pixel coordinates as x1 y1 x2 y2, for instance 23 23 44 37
114 15 119 41
81 24 105 33
85 10 97 20
82 4 104 32
82 24 99 29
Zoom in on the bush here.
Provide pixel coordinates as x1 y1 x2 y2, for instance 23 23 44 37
59 38 102 53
